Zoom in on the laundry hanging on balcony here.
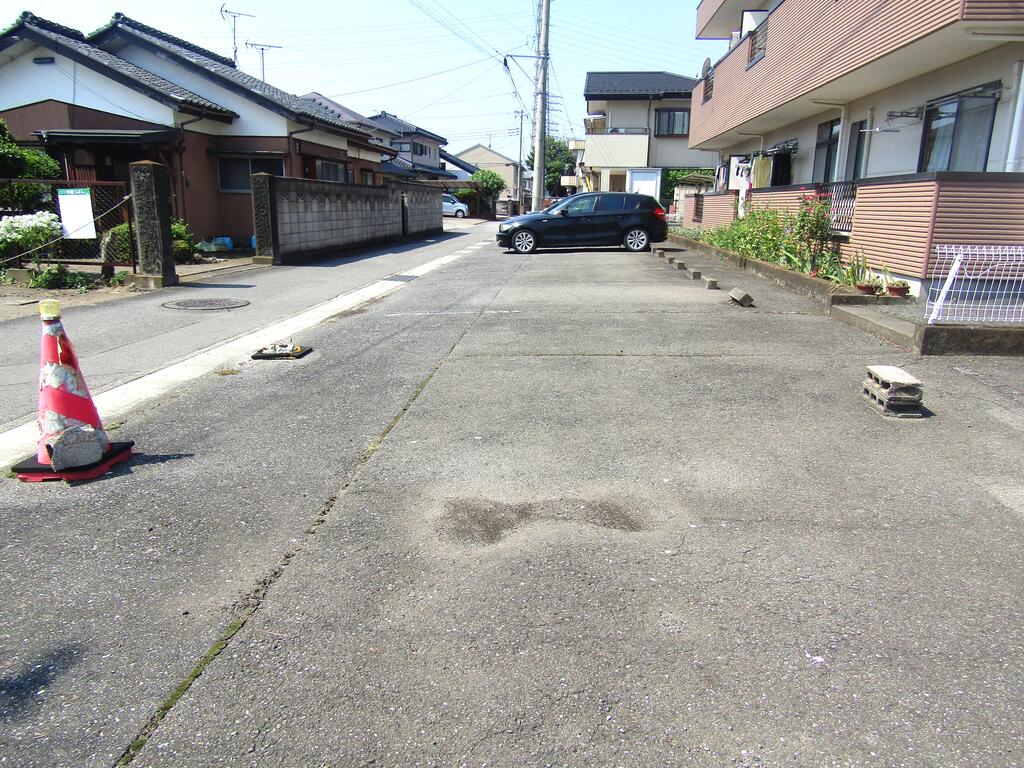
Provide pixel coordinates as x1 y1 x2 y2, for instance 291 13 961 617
751 155 772 188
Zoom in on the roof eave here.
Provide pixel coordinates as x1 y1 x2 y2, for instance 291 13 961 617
97 24 369 138
15 25 231 119
584 91 692 100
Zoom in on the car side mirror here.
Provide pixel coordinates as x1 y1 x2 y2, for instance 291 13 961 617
559 208 569 217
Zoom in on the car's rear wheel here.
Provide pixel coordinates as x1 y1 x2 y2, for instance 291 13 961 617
455 209 466 218
512 230 537 254
623 227 650 252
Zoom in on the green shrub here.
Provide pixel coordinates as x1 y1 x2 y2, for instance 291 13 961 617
170 218 197 263
21 148 60 180
0 119 60 211
106 270 130 287
101 223 134 265
100 218 198 265
695 197 839 278
29 263 94 291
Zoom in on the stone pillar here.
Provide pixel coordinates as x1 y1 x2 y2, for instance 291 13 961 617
251 173 280 265
129 161 178 289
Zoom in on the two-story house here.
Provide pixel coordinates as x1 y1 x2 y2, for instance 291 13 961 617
579 71 719 200
684 0 1024 289
0 12 393 244
367 112 455 181
454 144 531 211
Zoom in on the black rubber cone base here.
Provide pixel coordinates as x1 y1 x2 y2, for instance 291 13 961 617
251 345 312 360
13 441 135 482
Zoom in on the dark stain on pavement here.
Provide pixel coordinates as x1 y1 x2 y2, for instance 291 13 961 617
439 497 644 545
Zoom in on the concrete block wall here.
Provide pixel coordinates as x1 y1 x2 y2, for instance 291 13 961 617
274 179 403 258
397 182 444 235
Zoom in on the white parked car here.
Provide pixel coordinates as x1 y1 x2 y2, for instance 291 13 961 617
442 193 469 218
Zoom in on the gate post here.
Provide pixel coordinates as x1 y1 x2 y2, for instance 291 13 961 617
128 161 178 289
251 173 280 265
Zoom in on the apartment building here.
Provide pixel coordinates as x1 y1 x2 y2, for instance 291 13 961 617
578 71 719 199
683 0 1024 289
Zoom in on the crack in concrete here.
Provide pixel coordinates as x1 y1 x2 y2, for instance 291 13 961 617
112 250 521 766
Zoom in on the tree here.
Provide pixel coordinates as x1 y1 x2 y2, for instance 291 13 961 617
0 118 61 211
458 169 507 218
470 169 506 199
527 136 575 196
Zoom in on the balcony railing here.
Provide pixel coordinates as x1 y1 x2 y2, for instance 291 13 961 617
821 181 857 233
585 127 649 135
747 20 767 66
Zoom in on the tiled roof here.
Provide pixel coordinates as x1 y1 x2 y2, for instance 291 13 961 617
302 92 399 138
381 159 417 178
411 161 456 179
584 71 698 99
367 112 447 145
89 14 372 137
2 12 234 116
440 149 478 174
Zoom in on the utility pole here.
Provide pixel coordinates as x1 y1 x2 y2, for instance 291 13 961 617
515 109 526 212
245 40 281 81
530 0 551 212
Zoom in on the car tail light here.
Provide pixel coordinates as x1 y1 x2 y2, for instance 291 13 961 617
653 206 666 220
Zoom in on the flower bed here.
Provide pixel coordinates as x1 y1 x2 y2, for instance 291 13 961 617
673 193 909 296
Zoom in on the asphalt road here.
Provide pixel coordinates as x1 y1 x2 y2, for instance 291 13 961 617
0 220 488 431
2 232 1023 767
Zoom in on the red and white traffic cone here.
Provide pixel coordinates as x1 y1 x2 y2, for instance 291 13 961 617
12 300 133 482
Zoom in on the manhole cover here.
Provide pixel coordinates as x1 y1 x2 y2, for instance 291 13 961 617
162 298 250 311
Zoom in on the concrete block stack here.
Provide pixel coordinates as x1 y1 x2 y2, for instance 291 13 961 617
862 365 925 418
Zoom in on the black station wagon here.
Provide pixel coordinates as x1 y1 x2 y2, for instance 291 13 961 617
496 192 668 254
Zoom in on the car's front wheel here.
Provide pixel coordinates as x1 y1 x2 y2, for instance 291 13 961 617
512 230 537 254
623 227 650 252
455 209 466 218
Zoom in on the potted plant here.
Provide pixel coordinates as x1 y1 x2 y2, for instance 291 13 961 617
885 279 910 298
856 279 878 295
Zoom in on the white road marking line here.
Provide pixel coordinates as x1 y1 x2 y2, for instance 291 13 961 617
0 247 472 468
385 310 520 317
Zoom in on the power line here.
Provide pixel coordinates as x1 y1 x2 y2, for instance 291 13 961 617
325 55 495 97
405 61 502 117
407 0 504 62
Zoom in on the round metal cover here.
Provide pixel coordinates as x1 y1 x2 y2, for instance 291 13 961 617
162 298 250 311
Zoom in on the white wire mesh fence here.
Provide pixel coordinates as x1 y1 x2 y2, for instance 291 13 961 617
926 244 1024 325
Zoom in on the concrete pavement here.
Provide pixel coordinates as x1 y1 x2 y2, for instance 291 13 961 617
0 222 491 431
2 236 1023 767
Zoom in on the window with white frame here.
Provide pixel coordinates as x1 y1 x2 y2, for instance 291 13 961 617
218 156 285 192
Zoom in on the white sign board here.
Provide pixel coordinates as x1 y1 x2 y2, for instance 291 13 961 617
56 188 96 239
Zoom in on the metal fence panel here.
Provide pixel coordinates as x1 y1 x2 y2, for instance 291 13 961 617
0 179 135 270
926 244 1024 324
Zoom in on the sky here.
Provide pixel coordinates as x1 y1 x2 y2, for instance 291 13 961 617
11 0 727 161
